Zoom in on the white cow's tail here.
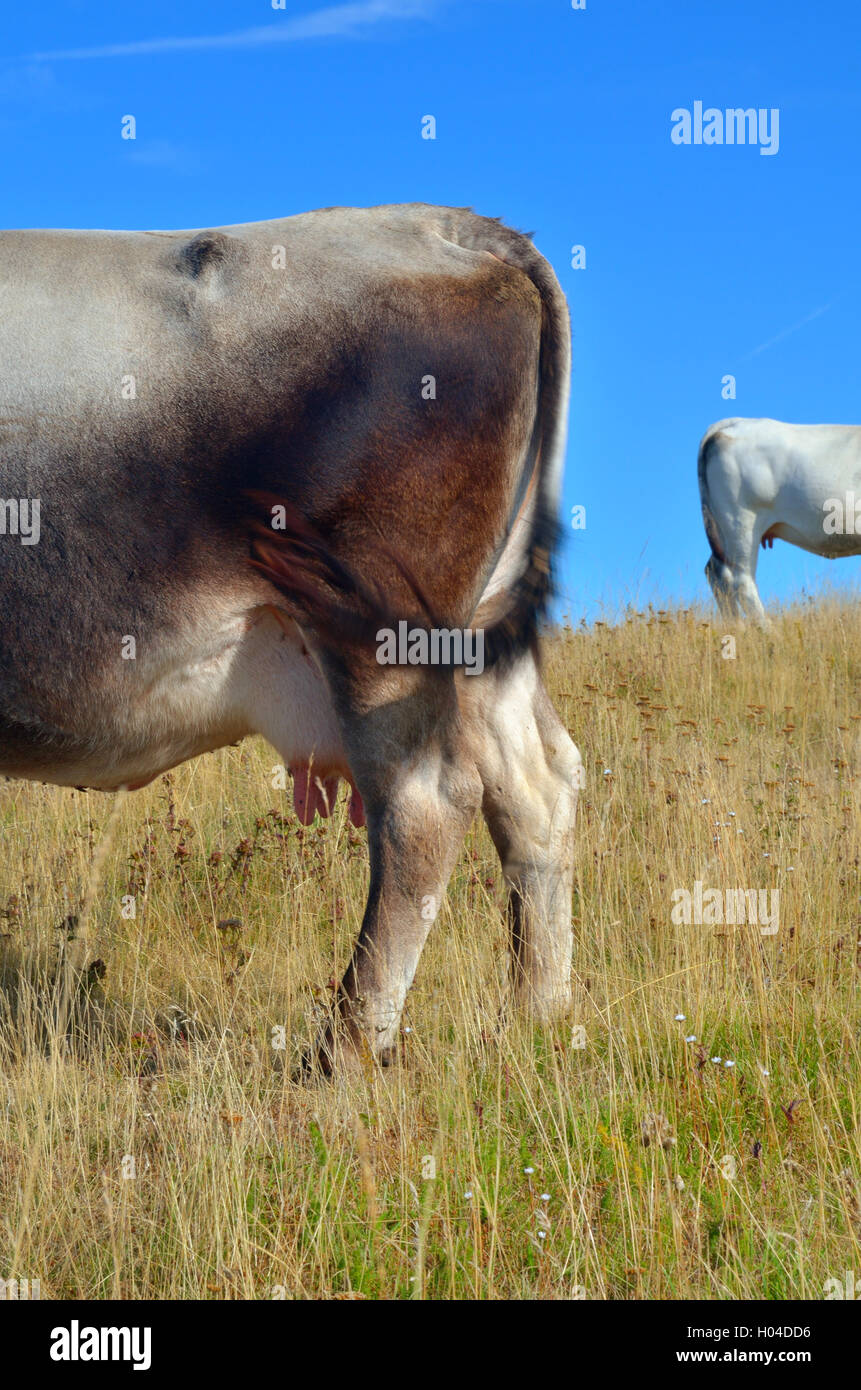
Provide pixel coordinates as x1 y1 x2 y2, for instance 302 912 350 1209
698 426 729 565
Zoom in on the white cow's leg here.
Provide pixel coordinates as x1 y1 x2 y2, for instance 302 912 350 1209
314 674 483 1070
738 571 767 622
705 554 742 618
706 528 766 622
460 650 580 1019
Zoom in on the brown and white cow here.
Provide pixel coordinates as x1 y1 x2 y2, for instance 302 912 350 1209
0 203 581 1069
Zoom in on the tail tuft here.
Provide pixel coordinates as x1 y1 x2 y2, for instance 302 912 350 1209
474 504 564 665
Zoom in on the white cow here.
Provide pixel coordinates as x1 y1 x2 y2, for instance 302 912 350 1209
698 417 861 618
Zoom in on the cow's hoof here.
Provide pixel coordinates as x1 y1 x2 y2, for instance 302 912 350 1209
292 1049 328 1084
294 1030 392 1082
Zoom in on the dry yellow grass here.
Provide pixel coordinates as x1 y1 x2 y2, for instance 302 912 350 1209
1 598 860 1300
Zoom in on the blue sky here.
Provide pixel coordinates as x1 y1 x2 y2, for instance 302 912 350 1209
2 0 860 621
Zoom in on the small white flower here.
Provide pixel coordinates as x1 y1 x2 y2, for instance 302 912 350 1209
685 1035 696 1043
523 1166 534 1174
540 1192 551 1201
787 866 795 872
675 1013 686 1021
701 798 710 804
724 1059 735 1068
711 1056 722 1064
404 1026 412 1033
537 1230 546 1239
729 812 736 817
760 1067 770 1078
464 1189 473 1199
603 768 612 776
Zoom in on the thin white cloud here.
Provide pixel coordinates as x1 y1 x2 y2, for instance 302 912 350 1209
742 299 837 361
126 140 199 173
28 0 433 62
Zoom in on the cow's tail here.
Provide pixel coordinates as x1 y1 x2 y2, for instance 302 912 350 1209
698 425 729 566
248 213 571 671
447 214 571 664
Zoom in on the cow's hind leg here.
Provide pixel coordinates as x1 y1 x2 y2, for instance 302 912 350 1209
706 550 766 621
705 554 743 618
315 670 483 1071
460 649 581 1019
704 496 768 623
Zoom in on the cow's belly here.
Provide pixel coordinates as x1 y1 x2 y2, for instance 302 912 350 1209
765 521 861 559
0 601 351 799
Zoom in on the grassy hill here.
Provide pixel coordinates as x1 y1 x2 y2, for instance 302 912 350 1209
1 599 860 1299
